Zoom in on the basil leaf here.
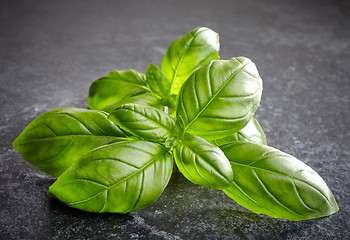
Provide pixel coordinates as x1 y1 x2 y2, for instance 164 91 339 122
146 64 171 97
173 133 233 189
221 141 339 221
49 140 173 213
88 70 149 110
213 117 267 146
101 93 163 114
176 57 263 140
109 104 175 142
161 27 220 95
13 108 128 177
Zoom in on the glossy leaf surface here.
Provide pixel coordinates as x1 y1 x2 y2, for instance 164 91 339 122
173 133 233 189
221 141 339 221
176 57 263 140
161 27 220 95
109 104 175 142
88 70 148 110
49 140 173 213
101 93 163 114
146 64 171 97
13 108 127 177
213 117 267 146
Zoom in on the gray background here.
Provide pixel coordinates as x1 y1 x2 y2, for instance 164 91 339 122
1 0 349 239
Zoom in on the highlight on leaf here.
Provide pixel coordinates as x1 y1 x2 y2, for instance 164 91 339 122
161 27 220 95
221 141 339 221
88 69 149 110
109 104 175 142
212 117 267 147
101 93 163 114
173 133 233 189
176 57 263 140
49 140 173 213
13 108 128 177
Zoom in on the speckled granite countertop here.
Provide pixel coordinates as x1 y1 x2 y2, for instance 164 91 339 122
1 0 349 239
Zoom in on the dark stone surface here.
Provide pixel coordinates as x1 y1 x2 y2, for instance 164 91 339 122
1 0 349 239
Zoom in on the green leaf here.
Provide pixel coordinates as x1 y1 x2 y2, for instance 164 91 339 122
146 64 171 97
173 133 233 189
176 57 263 140
213 117 267 146
221 141 339 221
88 70 149 110
109 104 175 142
49 140 173 213
101 93 163 114
13 108 128 177
161 27 220 95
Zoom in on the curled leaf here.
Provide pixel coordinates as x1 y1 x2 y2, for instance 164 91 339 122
173 133 233 189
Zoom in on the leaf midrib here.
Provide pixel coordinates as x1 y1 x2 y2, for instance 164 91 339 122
169 28 207 94
117 107 173 133
68 148 168 206
95 78 149 91
229 161 334 207
182 60 257 134
14 135 129 145
225 178 281 217
179 139 230 183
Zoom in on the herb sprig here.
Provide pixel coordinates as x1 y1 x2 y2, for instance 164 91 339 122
13 27 338 221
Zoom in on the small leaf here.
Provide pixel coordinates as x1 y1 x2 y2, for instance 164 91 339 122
49 140 173 213
161 27 220 95
146 64 171 97
88 70 148 110
176 57 263 140
173 133 233 189
13 108 128 177
109 104 175 142
101 93 163 114
163 94 177 115
221 141 339 221
213 117 267 146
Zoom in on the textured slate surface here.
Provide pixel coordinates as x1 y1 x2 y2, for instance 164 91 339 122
1 0 349 239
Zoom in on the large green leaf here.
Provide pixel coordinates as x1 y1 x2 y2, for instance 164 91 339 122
176 57 263 140
101 93 163 114
221 141 339 221
13 108 128 177
173 133 233 189
161 27 220 95
146 64 171 97
213 117 267 147
49 140 173 213
88 70 149 110
109 104 175 142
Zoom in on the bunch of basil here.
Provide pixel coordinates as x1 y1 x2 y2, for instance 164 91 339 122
13 27 338 221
